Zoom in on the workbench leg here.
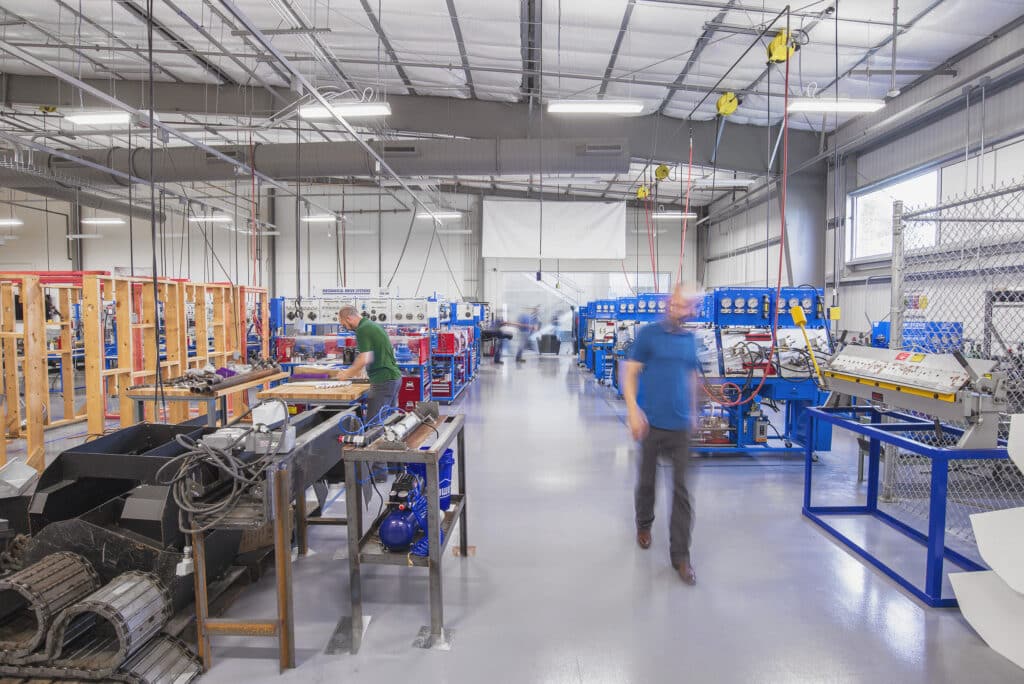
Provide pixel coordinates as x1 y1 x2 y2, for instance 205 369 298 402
295 493 309 557
425 459 445 643
134 399 145 425
206 399 217 427
191 530 212 672
344 459 363 654
803 428 814 510
218 397 228 426
924 457 950 602
866 437 881 512
271 464 296 671
457 426 468 555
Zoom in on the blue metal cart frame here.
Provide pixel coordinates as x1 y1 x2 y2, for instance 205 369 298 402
803 405 1003 607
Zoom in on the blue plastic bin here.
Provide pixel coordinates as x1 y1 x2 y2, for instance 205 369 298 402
410 447 455 510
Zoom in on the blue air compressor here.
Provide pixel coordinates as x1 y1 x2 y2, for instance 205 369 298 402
377 451 453 555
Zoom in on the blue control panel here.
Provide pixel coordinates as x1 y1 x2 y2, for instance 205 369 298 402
636 293 668 321
714 287 774 327
615 297 638 319
591 300 618 318
871 320 964 353
775 287 826 327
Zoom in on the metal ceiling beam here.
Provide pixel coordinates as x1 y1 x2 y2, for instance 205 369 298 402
230 27 330 36
4 39 782 97
273 0 359 92
520 0 542 104
657 0 737 114
113 0 236 85
201 0 291 84
52 0 184 83
161 0 285 101
644 0 910 30
0 75 825 176
444 0 476 99
0 5 130 80
599 0 636 98
358 0 417 96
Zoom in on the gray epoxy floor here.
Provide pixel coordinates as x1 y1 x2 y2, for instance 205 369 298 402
203 356 1022 683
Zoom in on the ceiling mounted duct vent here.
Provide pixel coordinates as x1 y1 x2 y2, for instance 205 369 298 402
381 144 420 157
578 144 625 156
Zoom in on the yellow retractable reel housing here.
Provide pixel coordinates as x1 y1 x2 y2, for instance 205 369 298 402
654 164 671 181
715 92 740 117
767 30 797 64
636 185 650 200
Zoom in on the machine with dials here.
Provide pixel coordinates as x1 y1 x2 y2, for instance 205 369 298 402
823 345 1008 449
392 298 430 323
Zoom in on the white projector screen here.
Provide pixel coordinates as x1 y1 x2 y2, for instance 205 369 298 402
482 199 626 259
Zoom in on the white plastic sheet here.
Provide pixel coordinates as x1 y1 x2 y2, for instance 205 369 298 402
950 571 1024 670
971 507 1024 595
482 198 625 259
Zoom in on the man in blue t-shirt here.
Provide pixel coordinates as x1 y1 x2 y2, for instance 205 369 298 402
622 285 701 585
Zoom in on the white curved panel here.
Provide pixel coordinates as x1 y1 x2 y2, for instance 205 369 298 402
950 571 1024 671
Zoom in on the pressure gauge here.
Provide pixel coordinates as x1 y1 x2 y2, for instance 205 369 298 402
639 301 647 310
620 303 626 312
788 297 800 308
657 301 666 311
747 297 759 308
721 297 733 309
801 296 813 309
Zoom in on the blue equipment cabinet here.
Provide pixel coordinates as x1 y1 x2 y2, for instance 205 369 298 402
870 320 964 353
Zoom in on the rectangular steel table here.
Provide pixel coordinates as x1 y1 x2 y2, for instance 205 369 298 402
340 413 468 652
803 405 1001 607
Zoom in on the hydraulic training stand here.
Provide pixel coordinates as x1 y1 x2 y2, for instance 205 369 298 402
335 413 468 653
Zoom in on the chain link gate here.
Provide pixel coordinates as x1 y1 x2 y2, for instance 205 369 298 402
880 182 1024 550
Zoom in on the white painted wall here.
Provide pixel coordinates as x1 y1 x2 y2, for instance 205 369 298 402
272 187 480 300
0 190 270 286
0 193 74 271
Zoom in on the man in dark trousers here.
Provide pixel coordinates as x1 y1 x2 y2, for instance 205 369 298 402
621 285 701 585
336 305 402 479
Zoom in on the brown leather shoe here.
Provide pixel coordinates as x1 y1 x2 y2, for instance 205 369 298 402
636 528 652 550
677 561 696 586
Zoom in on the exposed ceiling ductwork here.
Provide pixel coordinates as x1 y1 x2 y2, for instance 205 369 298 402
0 138 630 188
17 185 165 222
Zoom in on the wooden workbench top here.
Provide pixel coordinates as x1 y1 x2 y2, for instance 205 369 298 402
257 380 369 403
126 371 289 399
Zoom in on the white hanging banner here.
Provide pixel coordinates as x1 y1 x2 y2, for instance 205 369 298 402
482 198 626 259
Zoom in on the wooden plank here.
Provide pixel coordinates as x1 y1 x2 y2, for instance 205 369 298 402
193 285 209 369
257 382 368 403
163 283 189 423
125 372 289 400
20 276 47 472
82 275 106 439
58 288 75 425
141 282 158 422
0 283 19 439
116 279 134 428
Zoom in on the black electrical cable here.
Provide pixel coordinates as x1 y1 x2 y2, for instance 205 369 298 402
146 0 166 418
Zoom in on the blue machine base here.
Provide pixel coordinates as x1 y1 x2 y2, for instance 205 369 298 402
803 406 1003 608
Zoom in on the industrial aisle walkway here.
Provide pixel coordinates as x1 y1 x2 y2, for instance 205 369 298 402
207 357 1021 683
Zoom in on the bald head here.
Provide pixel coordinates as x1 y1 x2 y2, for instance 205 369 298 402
667 283 700 323
338 305 362 331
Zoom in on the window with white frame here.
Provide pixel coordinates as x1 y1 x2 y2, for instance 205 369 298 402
847 170 939 261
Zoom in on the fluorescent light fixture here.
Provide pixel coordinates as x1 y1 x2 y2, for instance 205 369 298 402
653 211 698 220
787 98 885 114
188 215 232 223
692 179 755 189
416 211 463 220
547 99 644 114
301 215 339 223
64 111 132 126
341 229 376 235
298 102 392 119
437 229 472 235
81 217 126 225
0 218 22 227
66 234 103 240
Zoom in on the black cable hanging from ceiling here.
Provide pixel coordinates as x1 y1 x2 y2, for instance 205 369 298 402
146 0 166 416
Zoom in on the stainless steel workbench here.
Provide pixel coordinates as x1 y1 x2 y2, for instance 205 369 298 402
338 412 468 652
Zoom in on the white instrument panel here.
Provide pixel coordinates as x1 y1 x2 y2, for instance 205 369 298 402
392 298 430 323
827 345 995 395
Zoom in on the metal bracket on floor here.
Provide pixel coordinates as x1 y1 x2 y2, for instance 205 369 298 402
413 626 453 651
325 615 371 655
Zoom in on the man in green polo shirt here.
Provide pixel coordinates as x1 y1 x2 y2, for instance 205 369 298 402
336 305 402 475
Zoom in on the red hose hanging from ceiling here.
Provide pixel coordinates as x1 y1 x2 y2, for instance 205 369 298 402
677 133 694 285
707 33 792 408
